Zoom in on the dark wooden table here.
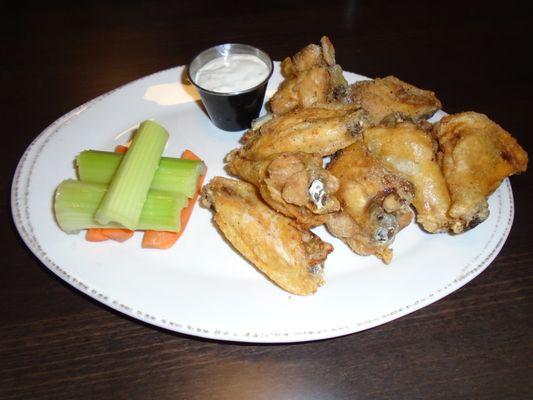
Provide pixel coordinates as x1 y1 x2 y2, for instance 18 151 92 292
2 1 531 398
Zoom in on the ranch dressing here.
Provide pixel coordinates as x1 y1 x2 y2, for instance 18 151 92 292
195 54 269 93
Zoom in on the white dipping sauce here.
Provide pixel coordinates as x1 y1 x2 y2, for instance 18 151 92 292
195 54 269 93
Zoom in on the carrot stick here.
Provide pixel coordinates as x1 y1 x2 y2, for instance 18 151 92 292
86 228 109 242
142 150 206 249
177 150 206 235
140 230 177 249
86 228 134 242
101 228 134 242
115 144 129 154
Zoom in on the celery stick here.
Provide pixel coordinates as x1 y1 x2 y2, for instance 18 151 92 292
95 120 169 229
77 150 206 198
54 180 188 233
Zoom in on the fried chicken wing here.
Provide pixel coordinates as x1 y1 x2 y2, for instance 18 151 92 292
239 105 371 160
202 177 333 295
226 151 340 228
435 112 528 233
326 138 414 263
363 122 452 233
270 36 348 115
341 76 442 123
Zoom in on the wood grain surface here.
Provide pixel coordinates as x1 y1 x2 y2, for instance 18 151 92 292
1 1 531 399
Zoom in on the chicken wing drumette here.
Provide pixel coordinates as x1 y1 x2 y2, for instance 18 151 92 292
435 112 528 233
270 36 347 115
202 177 333 296
226 151 340 228
326 138 414 263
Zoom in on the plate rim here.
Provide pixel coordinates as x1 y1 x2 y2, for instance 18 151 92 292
11 65 516 343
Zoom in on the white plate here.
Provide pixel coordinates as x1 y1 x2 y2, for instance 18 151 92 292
11 64 514 343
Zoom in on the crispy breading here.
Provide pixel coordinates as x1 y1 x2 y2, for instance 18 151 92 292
435 112 528 233
326 138 414 263
363 122 452 233
345 76 441 123
202 177 333 295
240 105 371 160
270 36 348 115
226 151 340 228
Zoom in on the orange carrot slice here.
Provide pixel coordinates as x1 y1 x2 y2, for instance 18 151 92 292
140 231 177 249
142 150 206 249
86 228 134 242
86 228 109 242
115 144 129 154
101 228 134 242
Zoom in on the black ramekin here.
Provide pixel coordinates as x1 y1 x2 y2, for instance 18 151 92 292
188 43 273 132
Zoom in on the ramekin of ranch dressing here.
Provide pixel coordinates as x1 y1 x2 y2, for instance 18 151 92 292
195 54 270 93
188 43 273 131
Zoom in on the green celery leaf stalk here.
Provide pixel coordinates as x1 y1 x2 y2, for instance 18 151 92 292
77 150 206 198
95 120 169 229
54 180 188 233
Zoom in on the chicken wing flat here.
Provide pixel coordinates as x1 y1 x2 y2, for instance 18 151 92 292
201 177 333 295
341 76 442 123
326 138 414 263
270 36 348 115
434 112 528 233
363 122 452 233
226 151 340 228
239 105 371 160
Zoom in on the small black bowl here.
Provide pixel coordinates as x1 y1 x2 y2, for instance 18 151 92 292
188 43 273 132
